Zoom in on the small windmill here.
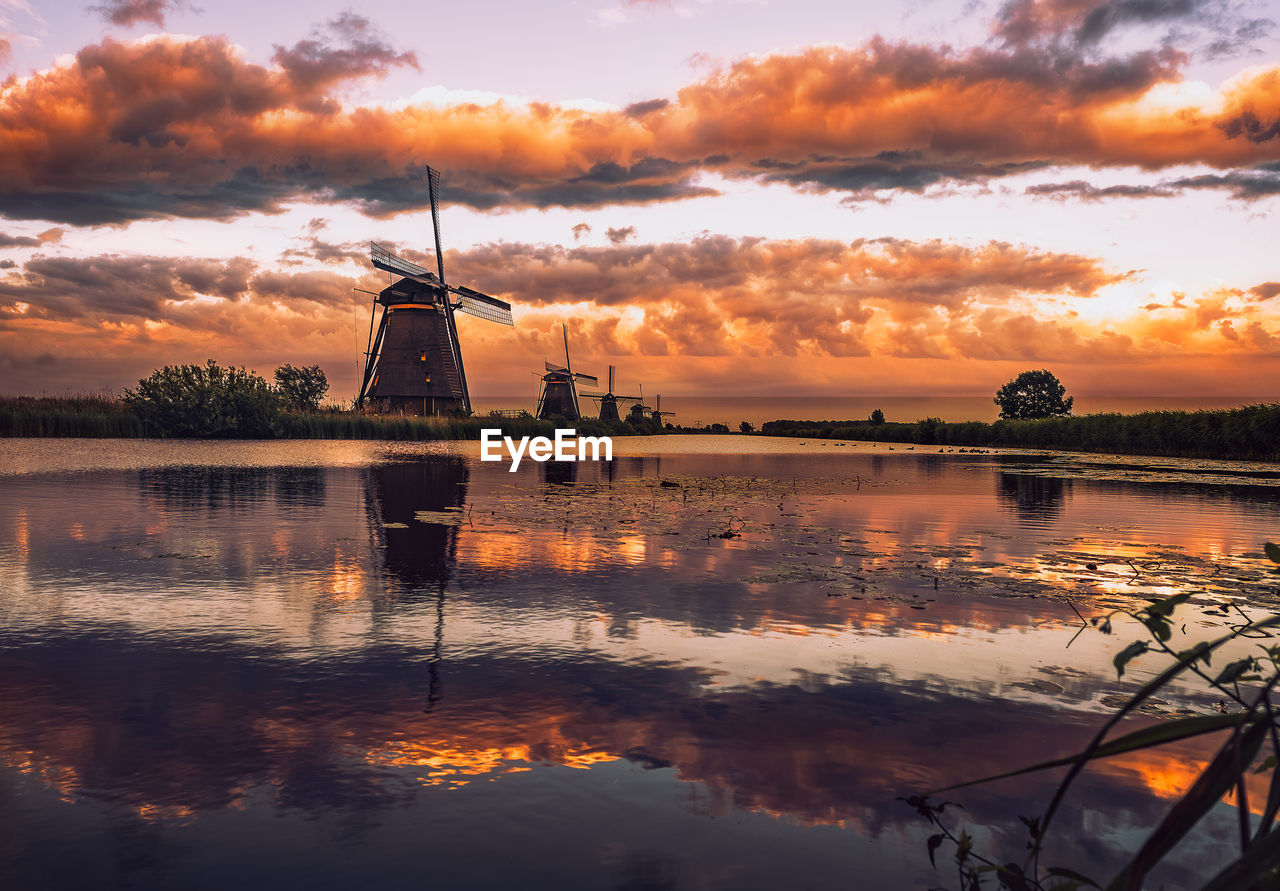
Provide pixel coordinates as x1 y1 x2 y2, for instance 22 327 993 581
651 394 675 425
579 365 643 421
536 324 598 421
358 166 514 416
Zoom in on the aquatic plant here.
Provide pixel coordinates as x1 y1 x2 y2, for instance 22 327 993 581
902 543 1280 890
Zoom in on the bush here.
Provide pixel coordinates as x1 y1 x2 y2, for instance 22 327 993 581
274 364 329 410
870 408 885 425
124 360 283 438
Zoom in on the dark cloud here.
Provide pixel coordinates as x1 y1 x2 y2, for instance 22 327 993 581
624 98 670 117
571 223 591 240
271 13 418 111
606 226 636 244
1025 179 1178 199
0 255 256 321
0 228 64 247
1221 108 1280 142
89 0 185 28
1167 164 1280 198
992 0 1274 56
1250 281 1280 300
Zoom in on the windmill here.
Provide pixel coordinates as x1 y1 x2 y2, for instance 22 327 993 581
579 365 642 421
357 166 514 416
536 324 598 421
651 394 675 425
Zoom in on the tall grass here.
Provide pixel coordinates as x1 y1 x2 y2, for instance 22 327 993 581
0 395 642 441
761 403 1280 462
0 395 145 437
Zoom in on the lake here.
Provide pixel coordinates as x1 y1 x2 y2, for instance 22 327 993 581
1 437 1278 889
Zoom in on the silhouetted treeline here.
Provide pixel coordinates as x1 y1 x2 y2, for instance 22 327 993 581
760 404 1280 461
0 395 657 440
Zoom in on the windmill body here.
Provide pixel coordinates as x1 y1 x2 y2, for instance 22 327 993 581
580 366 641 422
536 325 597 422
358 168 513 416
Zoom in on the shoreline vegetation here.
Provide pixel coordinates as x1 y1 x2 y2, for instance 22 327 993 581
0 395 662 441
761 402 1280 462
4 394 1279 462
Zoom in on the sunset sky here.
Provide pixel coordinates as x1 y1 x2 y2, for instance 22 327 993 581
2 0 1279 402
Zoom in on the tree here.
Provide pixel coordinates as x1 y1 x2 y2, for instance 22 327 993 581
993 370 1073 420
124 360 282 438
739 420 754 434
869 408 885 425
274 364 329 411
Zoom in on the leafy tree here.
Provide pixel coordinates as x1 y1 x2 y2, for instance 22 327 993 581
124 360 282 438
739 420 755 434
994 370 1073 420
274 364 329 411
869 408 885 425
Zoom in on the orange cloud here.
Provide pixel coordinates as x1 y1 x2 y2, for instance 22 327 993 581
2 36 1279 223
2 235 1276 396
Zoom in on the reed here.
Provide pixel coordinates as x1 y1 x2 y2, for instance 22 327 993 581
761 403 1280 462
0 395 644 441
0 395 145 437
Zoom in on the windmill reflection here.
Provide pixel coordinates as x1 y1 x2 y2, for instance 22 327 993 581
365 457 470 712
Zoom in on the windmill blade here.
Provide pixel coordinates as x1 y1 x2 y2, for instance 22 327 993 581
427 167 445 284
370 243 441 284
449 286 514 326
571 373 598 387
545 359 569 374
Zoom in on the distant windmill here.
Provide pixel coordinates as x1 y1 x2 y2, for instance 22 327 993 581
536 324 598 421
357 166 514 416
650 394 675 425
579 365 642 421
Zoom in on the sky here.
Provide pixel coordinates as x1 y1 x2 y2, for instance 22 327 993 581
1 0 1279 403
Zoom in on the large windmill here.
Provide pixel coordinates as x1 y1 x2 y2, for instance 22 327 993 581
358 167 514 416
536 324 598 421
580 365 643 422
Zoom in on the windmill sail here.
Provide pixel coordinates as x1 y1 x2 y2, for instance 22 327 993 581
452 286 514 326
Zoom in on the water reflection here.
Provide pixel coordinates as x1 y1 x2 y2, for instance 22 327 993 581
1 444 1277 889
367 458 468 593
996 471 1071 521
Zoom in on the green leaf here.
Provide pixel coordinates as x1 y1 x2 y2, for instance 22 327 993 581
1114 641 1149 678
926 833 944 868
1106 717 1270 891
1047 866 1101 888
930 713 1242 794
1204 816 1280 890
1265 542 1280 565
1144 592 1192 618
1256 755 1278 775
1213 657 1257 686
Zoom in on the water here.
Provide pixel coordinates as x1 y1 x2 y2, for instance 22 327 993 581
1 437 1278 890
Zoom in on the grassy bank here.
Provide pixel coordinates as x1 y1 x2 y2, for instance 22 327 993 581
761 403 1280 462
0 395 652 440
0 396 145 437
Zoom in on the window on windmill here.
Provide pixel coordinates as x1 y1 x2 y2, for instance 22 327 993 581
419 351 428 363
